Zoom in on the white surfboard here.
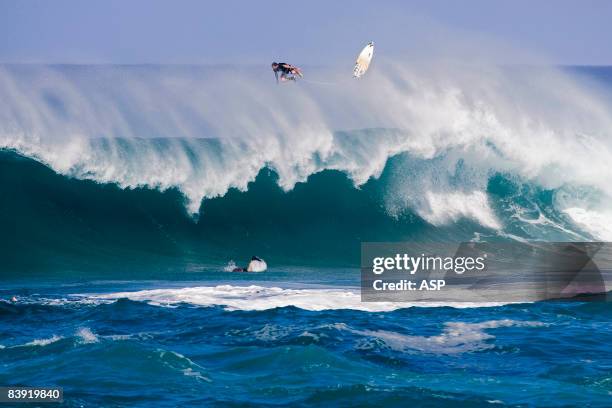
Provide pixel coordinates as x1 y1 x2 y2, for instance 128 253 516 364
353 41 374 78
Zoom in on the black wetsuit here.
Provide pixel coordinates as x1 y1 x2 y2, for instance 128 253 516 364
276 63 292 74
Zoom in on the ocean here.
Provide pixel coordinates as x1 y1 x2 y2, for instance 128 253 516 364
0 64 611 406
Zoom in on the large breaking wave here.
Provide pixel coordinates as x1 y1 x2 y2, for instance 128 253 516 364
1 64 612 276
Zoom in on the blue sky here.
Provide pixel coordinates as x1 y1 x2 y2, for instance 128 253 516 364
1 0 611 65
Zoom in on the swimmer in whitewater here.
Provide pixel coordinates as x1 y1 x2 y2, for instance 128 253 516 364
271 62 303 83
232 256 267 272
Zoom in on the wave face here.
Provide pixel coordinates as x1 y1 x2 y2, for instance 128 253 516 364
1 64 612 277
0 149 593 278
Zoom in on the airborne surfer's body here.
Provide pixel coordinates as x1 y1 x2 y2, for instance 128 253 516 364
271 62 303 83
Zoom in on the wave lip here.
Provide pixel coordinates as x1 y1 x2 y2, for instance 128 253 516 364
85 284 511 311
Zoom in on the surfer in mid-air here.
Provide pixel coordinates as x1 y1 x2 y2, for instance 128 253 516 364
271 62 303 83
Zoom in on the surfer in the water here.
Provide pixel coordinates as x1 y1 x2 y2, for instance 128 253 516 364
271 62 303 83
232 256 267 272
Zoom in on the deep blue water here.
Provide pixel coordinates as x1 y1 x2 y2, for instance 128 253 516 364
1 283 611 407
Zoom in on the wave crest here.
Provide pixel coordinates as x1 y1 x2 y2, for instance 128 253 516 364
1 64 612 239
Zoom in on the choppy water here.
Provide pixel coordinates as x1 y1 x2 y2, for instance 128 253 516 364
0 282 610 407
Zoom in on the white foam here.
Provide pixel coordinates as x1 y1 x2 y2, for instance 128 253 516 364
337 319 545 354
22 335 63 347
87 284 509 312
564 207 612 241
252 324 291 341
181 368 210 382
223 258 267 272
247 258 267 272
103 331 157 341
418 190 500 229
223 260 237 272
158 350 211 382
509 203 586 239
76 327 99 344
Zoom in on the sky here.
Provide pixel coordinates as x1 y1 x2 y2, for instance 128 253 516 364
0 0 611 65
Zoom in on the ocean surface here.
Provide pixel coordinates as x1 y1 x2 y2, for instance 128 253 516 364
1 64 611 406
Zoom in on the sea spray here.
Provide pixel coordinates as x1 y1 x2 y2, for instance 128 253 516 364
0 64 611 237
